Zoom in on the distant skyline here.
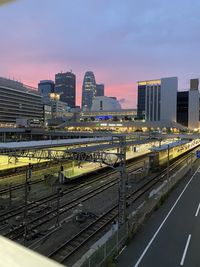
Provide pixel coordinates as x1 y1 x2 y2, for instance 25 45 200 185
1 0 200 108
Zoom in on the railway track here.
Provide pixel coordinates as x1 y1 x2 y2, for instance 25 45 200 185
2 161 143 239
4 177 119 240
48 206 118 263
47 151 194 264
0 178 43 195
0 159 143 224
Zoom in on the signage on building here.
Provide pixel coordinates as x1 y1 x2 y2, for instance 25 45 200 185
196 150 200 158
99 123 123 127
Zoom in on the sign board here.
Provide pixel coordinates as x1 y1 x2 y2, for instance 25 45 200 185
196 151 200 158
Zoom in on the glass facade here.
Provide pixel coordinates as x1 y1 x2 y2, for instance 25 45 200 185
137 85 146 118
137 81 161 121
55 72 76 108
82 71 96 110
177 91 188 127
38 80 55 105
96 84 104 97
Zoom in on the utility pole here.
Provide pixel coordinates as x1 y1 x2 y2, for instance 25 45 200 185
167 144 170 183
9 183 12 207
23 167 28 244
28 163 32 181
23 163 32 244
190 152 193 174
118 135 127 227
56 187 63 227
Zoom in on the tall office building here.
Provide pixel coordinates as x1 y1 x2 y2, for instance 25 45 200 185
137 77 178 122
177 79 199 129
82 71 96 110
55 71 76 108
38 80 55 104
96 84 104 97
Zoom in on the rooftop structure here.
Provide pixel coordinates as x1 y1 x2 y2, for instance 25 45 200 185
91 96 121 111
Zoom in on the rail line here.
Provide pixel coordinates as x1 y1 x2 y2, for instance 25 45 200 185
0 178 43 195
2 162 143 239
47 152 194 264
0 159 143 224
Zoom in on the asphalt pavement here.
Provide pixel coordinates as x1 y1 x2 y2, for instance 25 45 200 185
117 161 200 267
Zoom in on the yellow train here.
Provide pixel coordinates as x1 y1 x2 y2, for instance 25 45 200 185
149 139 200 169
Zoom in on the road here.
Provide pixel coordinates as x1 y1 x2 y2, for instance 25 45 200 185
117 162 200 267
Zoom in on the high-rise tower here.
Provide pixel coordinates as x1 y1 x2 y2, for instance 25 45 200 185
137 77 178 122
96 84 104 97
55 71 76 108
82 71 96 110
38 80 55 105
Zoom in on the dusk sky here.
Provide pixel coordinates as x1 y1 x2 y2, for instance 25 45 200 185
1 0 200 108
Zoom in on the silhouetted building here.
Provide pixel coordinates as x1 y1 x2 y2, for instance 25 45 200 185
55 71 76 108
177 79 199 129
96 84 104 97
82 71 96 110
177 92 188 127
38 80 55 104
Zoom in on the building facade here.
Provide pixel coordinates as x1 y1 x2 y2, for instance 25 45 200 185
91 96 121 111
38 80 55 104
96 84 104 97
82 71 96 110
177 79 200 130
0 77 43 126
55 71 76 108
137 77 178 122
177 92 188 127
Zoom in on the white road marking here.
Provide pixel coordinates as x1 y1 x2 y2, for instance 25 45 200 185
195 203 200 217
134 166 200 267
180 234 191 266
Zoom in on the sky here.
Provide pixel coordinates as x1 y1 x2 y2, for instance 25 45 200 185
1 0 200 108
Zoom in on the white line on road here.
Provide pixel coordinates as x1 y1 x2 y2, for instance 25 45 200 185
180 234 191 266
195 203 200 217
134 166 200 267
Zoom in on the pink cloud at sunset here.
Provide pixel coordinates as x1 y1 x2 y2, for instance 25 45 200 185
1 0 200 110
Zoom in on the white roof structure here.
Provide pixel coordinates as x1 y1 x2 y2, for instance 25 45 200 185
0 137 113 150
91 96 121 111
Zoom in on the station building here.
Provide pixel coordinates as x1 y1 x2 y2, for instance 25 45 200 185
0 77 44 127
80 96 137 122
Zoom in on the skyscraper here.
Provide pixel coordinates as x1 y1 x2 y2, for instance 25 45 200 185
82 71 96 110
55 71 76 108
137 77 178 122
38 80 55 104
96 84 104 97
